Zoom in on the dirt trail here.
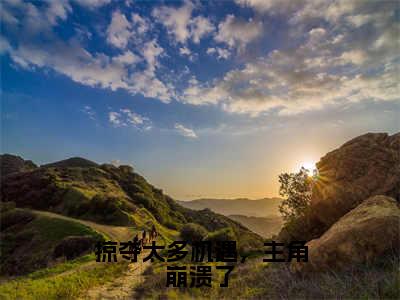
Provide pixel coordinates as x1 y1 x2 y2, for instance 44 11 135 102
30 209 136 241
81 257 150 300
30 209 152 299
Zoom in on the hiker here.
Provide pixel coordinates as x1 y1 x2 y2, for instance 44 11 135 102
150 225 158 241
141 230 147 247
133 233 140 249
132 233 141 258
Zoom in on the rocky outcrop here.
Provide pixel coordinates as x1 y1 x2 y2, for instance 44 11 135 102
277 132 400 245
292 195 400 272
311 132 399 230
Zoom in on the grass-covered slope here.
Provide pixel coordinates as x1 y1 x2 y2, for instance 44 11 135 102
1 156 262 251
0 203 103 275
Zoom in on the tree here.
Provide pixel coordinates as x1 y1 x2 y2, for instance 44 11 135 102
205 227 236 242
180 223 208 243
278 167 314 222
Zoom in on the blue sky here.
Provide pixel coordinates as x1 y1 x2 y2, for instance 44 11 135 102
1 0 399 199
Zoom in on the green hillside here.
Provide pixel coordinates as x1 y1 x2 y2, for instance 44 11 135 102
0 202 104 275
0 155 262 266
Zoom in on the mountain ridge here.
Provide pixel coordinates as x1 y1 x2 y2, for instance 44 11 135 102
178 197 282 217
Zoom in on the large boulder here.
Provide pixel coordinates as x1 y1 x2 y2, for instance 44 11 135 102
292 195 400 272
311 132 400 230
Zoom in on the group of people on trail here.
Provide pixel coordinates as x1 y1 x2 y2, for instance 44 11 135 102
132 224 158 251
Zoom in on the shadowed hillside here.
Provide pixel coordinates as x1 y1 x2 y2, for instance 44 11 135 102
0 154 37 177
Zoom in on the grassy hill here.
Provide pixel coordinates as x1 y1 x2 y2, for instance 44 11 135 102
0 154 263 298
0 155 262 272
0 202 104 275
41 157 99 169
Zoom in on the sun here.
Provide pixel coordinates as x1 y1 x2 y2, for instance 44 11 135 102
299 161 317 172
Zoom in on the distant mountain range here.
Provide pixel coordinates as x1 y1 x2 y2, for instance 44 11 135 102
178 198 284 238
228 215 283 238
178 197 282 218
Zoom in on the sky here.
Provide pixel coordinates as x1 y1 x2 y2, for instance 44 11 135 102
1 0 399 200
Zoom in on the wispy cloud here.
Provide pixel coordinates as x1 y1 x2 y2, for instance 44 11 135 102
214 14 263 51
152 1 213 44
82 105 96 120
175 123 198 138
109 109 152 130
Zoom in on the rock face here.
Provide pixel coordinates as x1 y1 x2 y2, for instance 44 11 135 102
311 132 400 230
292 195 400 272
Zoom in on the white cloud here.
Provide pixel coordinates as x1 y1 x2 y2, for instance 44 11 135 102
215 15 262 51
235 0 303 14
113 50 141 65
340 50 367 65
207 47 230 60
109 111 123 126
128 71 172 103
180 46 196 61
141 40 163 72
1 0 398 120
182 10 399 116
82 105 96 120
107 10 131 49
175 123 198 138
131 13 150 36
120 108 151 126
178 0 399 116
180 47 191 56
190 16 214 43
0 1 174 104
109 108 152 130
152 1 213 44
152 1 194 44
46 1 72 25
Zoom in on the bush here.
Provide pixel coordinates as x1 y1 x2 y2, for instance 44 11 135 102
205 227 236 242
53 235 97 260
180 223 208 243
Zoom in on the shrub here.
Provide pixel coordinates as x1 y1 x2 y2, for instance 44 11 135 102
180 223 208 243
205 227 236 242
53 235 97 260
